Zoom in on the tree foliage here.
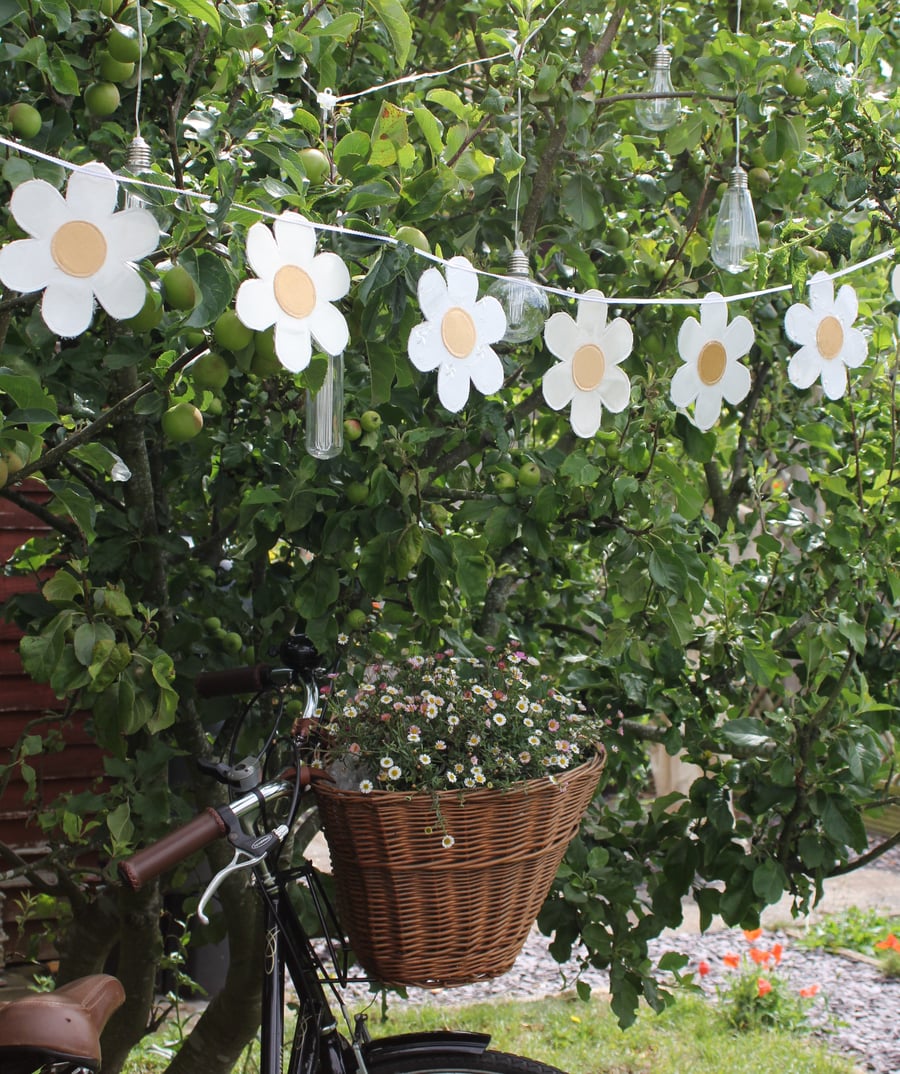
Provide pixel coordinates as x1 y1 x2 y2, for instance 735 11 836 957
1 0 899 1069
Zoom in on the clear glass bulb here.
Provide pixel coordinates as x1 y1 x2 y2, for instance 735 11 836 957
486 248 550 344
305 351 344 459
123 135 152 211
635 45 681 132
711 166 760 274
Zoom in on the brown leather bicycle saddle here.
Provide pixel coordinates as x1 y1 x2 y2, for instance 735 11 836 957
0 973 125 1072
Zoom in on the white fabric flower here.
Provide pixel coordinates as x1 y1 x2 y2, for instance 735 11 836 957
407 255 506 412
0 162 159 338
671 292 753 431
784 271 867 400
236 211 350 372
542 290 633 438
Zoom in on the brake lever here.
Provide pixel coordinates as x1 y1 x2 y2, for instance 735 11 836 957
196 824 289 925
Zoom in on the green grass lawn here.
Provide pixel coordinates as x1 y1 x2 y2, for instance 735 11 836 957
126 992 861 1074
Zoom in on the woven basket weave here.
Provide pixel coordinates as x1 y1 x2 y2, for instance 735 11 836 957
313 747 605 988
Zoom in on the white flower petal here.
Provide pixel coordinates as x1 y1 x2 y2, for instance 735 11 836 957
236 278 280 331
699 293 729 336
105 207 159 265
820 358 848 400
841 327 868 369
833 283 858 326
444 256 479 308
311 251 350 302
436 360 472 412
787 345 823 390
720 359 752 405
246 222 281 280
784 302 816 346
307 301 349 356
67 163 119 220
42 279 96 337
274 212 317 266
0 238 57 293
569 390 602 438
471 295 507 346
892 265 900 302
596 365 631 413
93 263 148 320
807 271 834 313
9 179 68 240
601 317 633 365
467 347 504 396
722 314 755 360
677 315 704 363
577 290 608 336
693 387 724 431
408 321 446 372
274 319 312 371
542 361 576 411
544 311 579 361
670 362 700 408
417 266 451 322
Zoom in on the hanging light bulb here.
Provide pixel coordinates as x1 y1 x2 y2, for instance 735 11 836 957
635 45 681 132
122 134 152 211
305 352 344 459
711 166 760 274
486 247 550 344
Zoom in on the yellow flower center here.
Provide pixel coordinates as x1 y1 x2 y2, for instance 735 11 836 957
441 307 477 359
697 340 727 386
50 220 107 278
571 343 606 391
816 315 844 360
273 264 317 319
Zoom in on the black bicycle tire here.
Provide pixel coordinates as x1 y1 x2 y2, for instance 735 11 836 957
365 1047 567 1074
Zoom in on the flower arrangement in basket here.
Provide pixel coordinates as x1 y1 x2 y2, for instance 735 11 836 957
312 646 605 989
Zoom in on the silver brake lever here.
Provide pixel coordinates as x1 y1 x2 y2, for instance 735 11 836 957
197 824 289 924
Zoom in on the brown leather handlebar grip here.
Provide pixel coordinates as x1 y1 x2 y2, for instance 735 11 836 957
118 808 229 891
195 665 274 698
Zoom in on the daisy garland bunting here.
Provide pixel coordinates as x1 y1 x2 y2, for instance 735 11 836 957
542 290 633 438
0 162 159 338
671 292 753 431
784 271 867 400
407 255 507 413
235 211 350 373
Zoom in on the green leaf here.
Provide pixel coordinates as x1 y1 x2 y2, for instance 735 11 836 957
365 0 411 66
751 859 786 904
720 717 773 750
42 571 83 604
162 0 221 33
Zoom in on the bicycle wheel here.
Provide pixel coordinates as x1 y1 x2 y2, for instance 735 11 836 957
366 1047 567 1074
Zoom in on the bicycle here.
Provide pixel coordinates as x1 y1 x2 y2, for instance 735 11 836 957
0 635 567 1074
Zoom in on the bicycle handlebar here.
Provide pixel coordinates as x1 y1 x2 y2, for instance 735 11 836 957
119 807 230 891
195 664 278 698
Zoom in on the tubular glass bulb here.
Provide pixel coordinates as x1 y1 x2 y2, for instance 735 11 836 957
635 45 681 132
305 351 344 460
123 135 152 211
485 248 550 344
711 166 760 275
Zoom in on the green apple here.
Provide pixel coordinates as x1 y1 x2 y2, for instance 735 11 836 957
2 449 25 475
607 225 630 250
493 470 517 492
107 27 143 64
161 402 203 441
394 226 431 253
98 51 135 82
0 458 7 489
749 167 771 192
346 481 369 505
124 289 162 332
161 265 197 310
189 351 230 390
221 631 243 655
360 409 382 433
213 309 254 353
9 102 42 139
84 81 121 117
517 461 541 488
298 147 330 184
343 418 363 441
204 616 222 632
345 608 368 631
784 68 808 97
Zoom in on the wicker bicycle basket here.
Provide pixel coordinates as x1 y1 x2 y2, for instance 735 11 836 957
313 747 605 988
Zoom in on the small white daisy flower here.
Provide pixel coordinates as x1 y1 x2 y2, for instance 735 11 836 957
542 290 633 438
492 714 507 726
418 753 432 765
407 256 506 412
359 779 374 793
337 633 349 645
388 765 402 780
442 834 455 849
516 698 529 713
446 772 458 783
0 162 159 337
379 756 394 769
236 211 350 372
784 271 867 399
671 292 754 431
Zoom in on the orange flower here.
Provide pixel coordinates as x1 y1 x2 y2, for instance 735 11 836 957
875 933 900 952
750 947 771 965
771 942 783 963
698 960 711 976
799 984 820 998
743 927 763 942
757 977 772 997
723 952 740 969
